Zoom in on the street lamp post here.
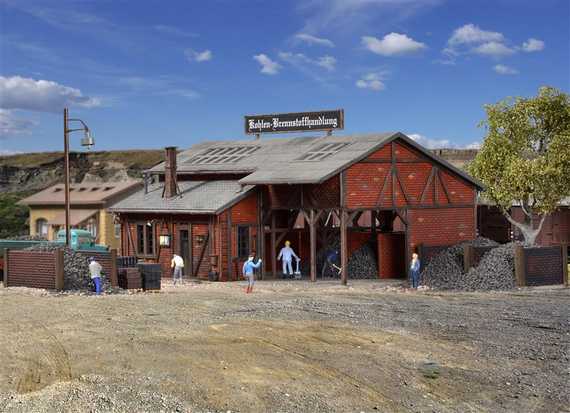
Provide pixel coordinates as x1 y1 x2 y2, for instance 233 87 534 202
63 107 94 247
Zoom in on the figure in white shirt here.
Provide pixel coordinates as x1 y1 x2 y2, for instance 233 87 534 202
277 240 300 279
171 254 185 285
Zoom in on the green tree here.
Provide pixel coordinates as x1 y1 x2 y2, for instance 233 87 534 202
0 193 30 238
469 87 570 245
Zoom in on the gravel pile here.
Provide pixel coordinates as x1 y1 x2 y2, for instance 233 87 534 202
25 244 114 293
420 237 515 291
347 242 378 279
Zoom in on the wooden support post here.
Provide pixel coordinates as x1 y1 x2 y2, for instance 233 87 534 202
462 244 473 273
3 249 8 288
55 249 64 290
258 190 264 280
340 209 348 285
514 245 526 287
110 249 118 287
310 209 317 282
562 243 568 287
227 213 232 281
271 212 277 278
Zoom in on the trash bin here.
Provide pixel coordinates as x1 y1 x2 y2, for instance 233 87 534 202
138 263 161 291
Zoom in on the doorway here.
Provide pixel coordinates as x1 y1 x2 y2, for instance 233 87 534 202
179 229 191 276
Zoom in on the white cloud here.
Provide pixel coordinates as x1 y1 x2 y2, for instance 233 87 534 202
0 109 37 138
408 133 480 149
472 41 515 57
362 33 426 56
0 76 101 113
465 142 481 149
184 49 212 62
442 24 520 63
493 64 518 75
154 25 198 38
0 149 24 155
521 38 544 52
118 76 199 99
294 33 335 48
298 0 442 35
279 52 337 72
448 24 504 46
316 55 336 71
253 54 281 75
355 73 385 91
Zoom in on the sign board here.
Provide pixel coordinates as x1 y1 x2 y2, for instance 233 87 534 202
245 109 344 135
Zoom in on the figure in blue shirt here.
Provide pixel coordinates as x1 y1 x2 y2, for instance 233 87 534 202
242 252 262 294
410 253 421 289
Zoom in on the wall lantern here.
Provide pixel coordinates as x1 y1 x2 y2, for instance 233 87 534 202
159 234 171 247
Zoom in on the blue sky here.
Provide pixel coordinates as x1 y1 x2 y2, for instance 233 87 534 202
1 0 569 154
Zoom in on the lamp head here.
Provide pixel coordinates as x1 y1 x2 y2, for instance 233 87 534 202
81 129 95 149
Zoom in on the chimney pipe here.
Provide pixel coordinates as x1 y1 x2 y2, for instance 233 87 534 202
164 146 178 198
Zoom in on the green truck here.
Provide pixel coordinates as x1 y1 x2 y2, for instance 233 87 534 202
0 229 108 278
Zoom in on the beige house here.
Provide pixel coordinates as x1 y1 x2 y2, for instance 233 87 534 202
19 181 141 249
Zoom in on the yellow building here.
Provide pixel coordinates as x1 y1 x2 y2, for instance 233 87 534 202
19 181 141 249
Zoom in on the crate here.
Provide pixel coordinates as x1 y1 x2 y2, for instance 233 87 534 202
118 267 141 289
138 263 161 291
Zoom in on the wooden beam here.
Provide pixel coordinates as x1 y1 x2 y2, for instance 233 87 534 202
310 209 317 282
340 209 348 285
227 212 232 281
420 167 436 204
340 170 346 208
271 212 277 277
394 168 411 206
258 190 264 279
437 169 452 204
433 167 438 206
391 142 396 208
376 170 391 207
276 212 298 247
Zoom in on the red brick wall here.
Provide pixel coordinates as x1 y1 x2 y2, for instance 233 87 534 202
6 250 57 289
377 232 406 278
345 139 477 210
408 207 476 250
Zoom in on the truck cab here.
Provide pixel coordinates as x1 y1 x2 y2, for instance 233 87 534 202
56 229 108 251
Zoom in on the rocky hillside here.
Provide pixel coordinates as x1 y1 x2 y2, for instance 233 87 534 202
0 150 163 194
0 150 164 237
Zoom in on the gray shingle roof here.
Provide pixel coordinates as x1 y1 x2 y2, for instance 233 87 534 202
147 132 483 188
108 181 255 214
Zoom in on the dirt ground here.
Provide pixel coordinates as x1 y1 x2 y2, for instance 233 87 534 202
0 280 568 413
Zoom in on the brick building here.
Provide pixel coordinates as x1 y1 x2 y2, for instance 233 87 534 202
109 132 483 283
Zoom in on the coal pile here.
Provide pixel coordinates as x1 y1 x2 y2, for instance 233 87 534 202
347 243 378 279
420 237 514 291
25 244 113 292
463 243 516 291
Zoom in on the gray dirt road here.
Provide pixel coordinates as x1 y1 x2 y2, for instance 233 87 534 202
0 280 568 413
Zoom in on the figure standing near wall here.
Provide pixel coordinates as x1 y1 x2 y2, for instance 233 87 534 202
410 253 421 289
171 254 185 285
89 257 103 295
278 240 300 279
242 252 262 293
